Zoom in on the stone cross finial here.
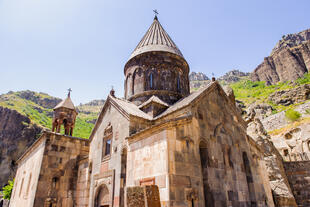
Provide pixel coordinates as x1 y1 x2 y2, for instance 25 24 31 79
153 9 159 19
67 88 72 97
211 73 216 81
110 86 115 97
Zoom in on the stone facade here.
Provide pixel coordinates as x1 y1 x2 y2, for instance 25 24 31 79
9 132 89 207
9 16 284 207
284 161 310 206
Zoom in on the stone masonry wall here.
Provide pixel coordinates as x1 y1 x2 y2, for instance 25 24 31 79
127 130 169 206
33 132 89 207
89 102 130 207
284 161 310 206
9 138 46 207
189 86 271 206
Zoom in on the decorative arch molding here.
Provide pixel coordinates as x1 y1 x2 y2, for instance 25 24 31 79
94 184 110 207
92 170 115 207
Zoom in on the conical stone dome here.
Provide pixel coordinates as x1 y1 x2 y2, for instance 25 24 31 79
129 16 184 60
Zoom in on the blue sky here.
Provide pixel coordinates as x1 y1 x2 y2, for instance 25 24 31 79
0 0 309 104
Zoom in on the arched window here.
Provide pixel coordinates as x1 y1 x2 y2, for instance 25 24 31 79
150 73 153 89
132 72 136 95
177 75 180 91
95 185 110 207
52 177 59 189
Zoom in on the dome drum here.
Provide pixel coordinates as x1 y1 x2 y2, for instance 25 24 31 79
124 52 189 105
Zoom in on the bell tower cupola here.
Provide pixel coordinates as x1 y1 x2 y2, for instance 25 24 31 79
124 15 190 105
52 89 78 136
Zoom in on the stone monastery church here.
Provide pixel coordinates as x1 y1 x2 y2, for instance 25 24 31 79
10 16 278 207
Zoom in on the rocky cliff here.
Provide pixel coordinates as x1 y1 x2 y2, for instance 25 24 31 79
251 29 310 85
0 107 42 188
218 69 250 84
189 72 209 81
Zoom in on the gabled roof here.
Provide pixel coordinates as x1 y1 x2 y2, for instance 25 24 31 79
54 96 76 111
139 95 169 108
89 81 246 141
155 81 212 119
110 95 153 120
129 16 184 60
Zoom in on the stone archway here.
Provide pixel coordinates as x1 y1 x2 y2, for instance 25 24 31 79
94 184 110 207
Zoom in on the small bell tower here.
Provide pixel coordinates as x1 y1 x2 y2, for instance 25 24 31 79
52 89 78 136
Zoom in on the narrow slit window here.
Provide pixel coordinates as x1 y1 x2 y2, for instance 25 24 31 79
150 73 153 89
105 139 111 156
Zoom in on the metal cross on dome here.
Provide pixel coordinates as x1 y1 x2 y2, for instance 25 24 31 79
153 9 159 17
67 88 72 97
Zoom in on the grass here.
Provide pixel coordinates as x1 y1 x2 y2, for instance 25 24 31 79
269 117 310 136
285 109 301 122
0 91 101 139
230 73 310 113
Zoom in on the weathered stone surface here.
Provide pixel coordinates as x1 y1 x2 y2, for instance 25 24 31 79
126 185 160 207
246 103 274 120
218 69 250 84
271 29 310 55
189 72 209 81
271 123 310 162
247 116 297 206
223 85 236 103
0 106 42 188
269 84 310 106
284 161 310 207
251 40 310 85
9 132 89 207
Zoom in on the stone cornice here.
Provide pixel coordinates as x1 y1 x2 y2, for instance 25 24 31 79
128 90 183 102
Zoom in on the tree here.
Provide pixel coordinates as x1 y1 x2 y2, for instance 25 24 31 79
1 179 14 200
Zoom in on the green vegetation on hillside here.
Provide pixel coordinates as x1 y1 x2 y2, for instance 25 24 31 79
230 73 310 112
285 109 301 122
0 91 101 139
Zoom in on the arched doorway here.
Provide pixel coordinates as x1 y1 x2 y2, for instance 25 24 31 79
120 148 127 207
199 141 214 207
94 185 110 207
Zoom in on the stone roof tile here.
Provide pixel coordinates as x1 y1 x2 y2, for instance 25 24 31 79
129 17 183 60
139 95 169 108
110 95 153 120
53 96 76 111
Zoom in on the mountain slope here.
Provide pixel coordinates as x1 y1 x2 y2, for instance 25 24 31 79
0 91 104 138
251 29 310 85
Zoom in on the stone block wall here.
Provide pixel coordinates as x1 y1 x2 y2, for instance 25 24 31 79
9 137 46 207
127 130 169 206
284 161 310 206
89 102 131 207
75 158 90 207
33 132 89 207
126 185 161 207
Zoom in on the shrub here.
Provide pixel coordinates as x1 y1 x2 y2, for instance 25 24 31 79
1 179 14 200
285 109 301 122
